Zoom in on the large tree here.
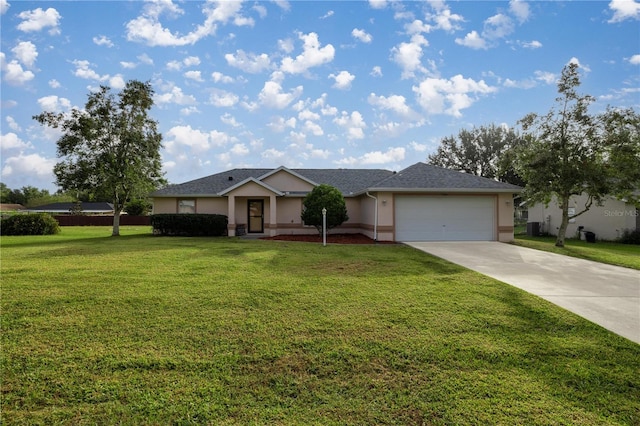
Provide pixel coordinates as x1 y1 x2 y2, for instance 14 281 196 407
34 80 166 236
516 63 639 247
427 124 525 185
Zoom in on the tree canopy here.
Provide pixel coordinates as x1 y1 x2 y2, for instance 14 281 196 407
301 184 349 235
33 80 166 236
516 63 639 247
427 124 525 186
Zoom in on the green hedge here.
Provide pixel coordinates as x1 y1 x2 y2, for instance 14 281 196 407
1 213 60 236
150 214 228 236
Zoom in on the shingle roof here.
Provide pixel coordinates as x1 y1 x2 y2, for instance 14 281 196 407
28 202 115 212
370 162 522 192
151 162 521 197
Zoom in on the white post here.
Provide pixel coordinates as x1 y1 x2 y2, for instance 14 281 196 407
322 207 327 246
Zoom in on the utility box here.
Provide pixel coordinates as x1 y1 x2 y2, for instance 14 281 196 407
527 222 541 237
585 231 596 243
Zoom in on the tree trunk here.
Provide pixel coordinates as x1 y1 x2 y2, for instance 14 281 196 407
112 208 121 236
555 196 570 247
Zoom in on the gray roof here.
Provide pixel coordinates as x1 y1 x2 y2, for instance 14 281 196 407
28 202 115 212
370 162 523 192
152 162 522 197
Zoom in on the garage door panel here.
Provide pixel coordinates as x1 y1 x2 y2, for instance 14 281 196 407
395 196 495 241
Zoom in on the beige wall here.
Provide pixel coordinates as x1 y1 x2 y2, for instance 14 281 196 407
528 194 638 241
152 198 176 214
497 193 515 242
262 171 314 192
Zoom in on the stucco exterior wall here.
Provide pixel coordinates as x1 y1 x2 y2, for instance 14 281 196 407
497 193 515 242
527 194 638 241
196 198 227 214
152 198 176 214
262 171 314 192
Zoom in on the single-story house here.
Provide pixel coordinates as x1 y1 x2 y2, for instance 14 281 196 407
26 202 115 215
151 162 522 242
528 193 639 241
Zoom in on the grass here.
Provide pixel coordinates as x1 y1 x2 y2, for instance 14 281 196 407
513 235 640 270
2 227 639 425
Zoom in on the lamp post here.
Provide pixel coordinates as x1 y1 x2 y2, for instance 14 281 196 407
322 207 327 246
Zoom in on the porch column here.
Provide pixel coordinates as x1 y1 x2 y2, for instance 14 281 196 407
269 194 277 236
227 195 236 236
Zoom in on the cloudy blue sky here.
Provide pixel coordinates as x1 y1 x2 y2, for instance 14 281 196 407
1 0 639 191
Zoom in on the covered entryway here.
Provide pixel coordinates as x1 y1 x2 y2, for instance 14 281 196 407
248 199 264 233
395 195 496 241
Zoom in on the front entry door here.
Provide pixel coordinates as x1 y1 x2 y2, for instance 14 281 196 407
248 199 264 233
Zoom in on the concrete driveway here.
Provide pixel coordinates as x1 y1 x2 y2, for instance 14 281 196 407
405 242 640 344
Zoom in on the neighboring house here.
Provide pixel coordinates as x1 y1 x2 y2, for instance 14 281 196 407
0 204 25 212
528 193 639 241
26 202 115 215
151 162 521 242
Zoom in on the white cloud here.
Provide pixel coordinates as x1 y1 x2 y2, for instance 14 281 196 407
509 0 530 23
455 30 487 50
121 61 137 69
426 4 465 33
370 66 383 77
212 71 234 83
72 59 109 82
335 147 405 166
0 132 32 151
320 10 334 19
352 28 373 43
37 95 71 112
109 74 126 90
221 113 241 127
258 76 303 109
333 110 366 140
253 4 267 18
329 70 355 90
521 40 542 49
568 57 591 73
154 85 197 105
12 41 38 68
413 75 497 117
278 38 294 54
180 106 201 116
369 0 387 10
281 32 335 74
302 120 324 136
209 89 239 107
2 153 56 180
230 143 250 156
225 50 272 73
93 35 114 48
1 53 35 86
368 93 419 119
268 116 297 132
534 70 556 84
608 0 640 22
17 7 61 35
48 79 61 88
261 148 287 162
5 116 21 131
138 53 154 65
184 56 201 67
1 0 9 15
185 70 204 82
409 141 428 152
629 54 640 65
483 13 514 40
391 34 429 79
126 0 253 46
165 125 232 154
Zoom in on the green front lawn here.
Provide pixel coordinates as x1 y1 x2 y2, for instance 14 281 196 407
514 235 640 270
2 227 639 425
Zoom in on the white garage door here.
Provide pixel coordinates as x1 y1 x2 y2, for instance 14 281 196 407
395 195 496 241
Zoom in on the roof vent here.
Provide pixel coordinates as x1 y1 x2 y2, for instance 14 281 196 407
228 176 233 181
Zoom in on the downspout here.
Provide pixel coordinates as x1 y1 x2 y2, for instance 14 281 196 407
366 192 378 242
